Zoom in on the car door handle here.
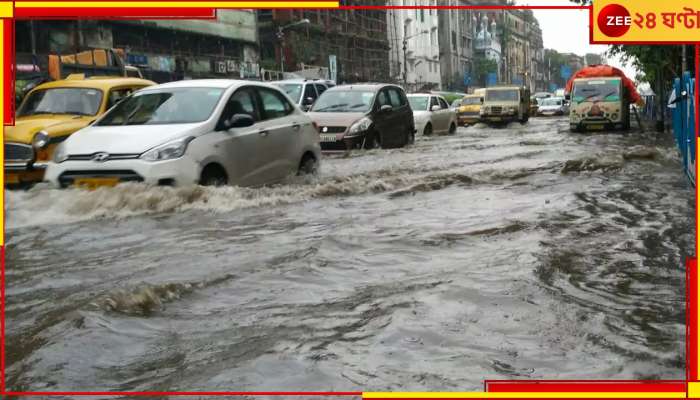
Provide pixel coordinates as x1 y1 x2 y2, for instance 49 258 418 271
292 123 301 131
259 130 269 137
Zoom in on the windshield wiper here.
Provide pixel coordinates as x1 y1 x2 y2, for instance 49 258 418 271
348 103 368 109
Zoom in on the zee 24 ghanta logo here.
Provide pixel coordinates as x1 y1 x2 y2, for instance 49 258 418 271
596 2 700 39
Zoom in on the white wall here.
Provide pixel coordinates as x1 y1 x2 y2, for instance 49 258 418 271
387 0 441 90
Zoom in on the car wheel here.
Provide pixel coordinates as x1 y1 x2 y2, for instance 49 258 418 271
298 153 318 175
200 164 228 186
364 131 381 149
423 123 433 136
449 122 457 135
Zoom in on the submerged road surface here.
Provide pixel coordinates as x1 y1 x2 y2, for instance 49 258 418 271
6 117 695 393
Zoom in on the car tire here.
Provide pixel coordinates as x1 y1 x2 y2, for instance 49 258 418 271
423 123 433 136
298 153 318 175
200 164 228 186
448 122 457 135
364 131 381 150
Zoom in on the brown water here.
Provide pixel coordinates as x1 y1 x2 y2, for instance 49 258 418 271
5 117 694 394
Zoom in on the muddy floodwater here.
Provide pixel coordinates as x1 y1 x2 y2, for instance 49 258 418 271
5 117 695 393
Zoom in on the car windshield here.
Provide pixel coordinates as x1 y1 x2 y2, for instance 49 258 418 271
18 87 103 117
461 97 481 106
408 96 430 111
96 87 224 126
573 80 621 103
486 89 519 102
541 98 563 106
311 90 375 112
275 83 303 103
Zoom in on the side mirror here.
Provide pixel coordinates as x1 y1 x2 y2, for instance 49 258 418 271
380 104 393 113
565 94 571 101
222 114 255 130
430 105 441 112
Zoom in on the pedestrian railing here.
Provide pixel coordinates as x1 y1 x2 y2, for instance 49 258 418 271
671 71 696 186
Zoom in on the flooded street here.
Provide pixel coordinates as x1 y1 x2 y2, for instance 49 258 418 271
5 116 694 392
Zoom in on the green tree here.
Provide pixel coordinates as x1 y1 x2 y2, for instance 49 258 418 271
474 58 498 87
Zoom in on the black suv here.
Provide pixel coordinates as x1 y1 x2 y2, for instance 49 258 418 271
306 83 416 151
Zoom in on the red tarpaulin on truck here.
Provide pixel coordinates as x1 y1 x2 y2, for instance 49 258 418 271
565 65 642 105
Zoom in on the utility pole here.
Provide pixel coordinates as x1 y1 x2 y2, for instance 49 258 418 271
403 25 408 87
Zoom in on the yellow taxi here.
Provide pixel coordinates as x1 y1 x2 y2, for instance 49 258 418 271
5 74 154 186
457 88 485 126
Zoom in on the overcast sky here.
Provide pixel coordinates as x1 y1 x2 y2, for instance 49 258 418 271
513 0 639 80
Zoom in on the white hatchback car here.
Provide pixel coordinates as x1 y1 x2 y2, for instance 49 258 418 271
45 80 321 188
407 94 458 136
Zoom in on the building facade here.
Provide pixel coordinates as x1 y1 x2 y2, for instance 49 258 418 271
438 0 475 92
387 0 441 92
15 12 261 83
257 3 391 84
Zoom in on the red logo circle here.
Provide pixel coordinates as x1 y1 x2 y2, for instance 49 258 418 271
597 4 631 37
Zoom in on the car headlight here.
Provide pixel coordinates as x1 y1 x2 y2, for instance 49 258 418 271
140 137 194 162
32 131 50 149
53 143 68 163
346 117 372 137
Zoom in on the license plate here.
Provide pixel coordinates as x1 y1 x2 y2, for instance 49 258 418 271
489 117 503 122
320 134 337 142
5 173 19 184
588 124 605 130
73 177 120 189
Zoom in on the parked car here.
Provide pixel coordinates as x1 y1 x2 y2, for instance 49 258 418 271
45 79 321 189
456 91 484 126
537 96 569 116
272 79 335 111
407 93 458 136
6 74 155 186
306 83 415 151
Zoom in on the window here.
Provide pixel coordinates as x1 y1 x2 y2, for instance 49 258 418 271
430 96 439 109
221 87 260 123
258 87 293 120
303 83 318 103
438 97 449 109
420 9 424 22
107 87 137 109
387 88 402 107
314 84 328 96
451 31 457 51
377 89 391 107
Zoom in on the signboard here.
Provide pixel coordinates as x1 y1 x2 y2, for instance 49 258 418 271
560 65 572 81
486 73 498 87
592 0 700 43
216 61 227 74
463 72 472 87
329 55 337 82
127 54 148 66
